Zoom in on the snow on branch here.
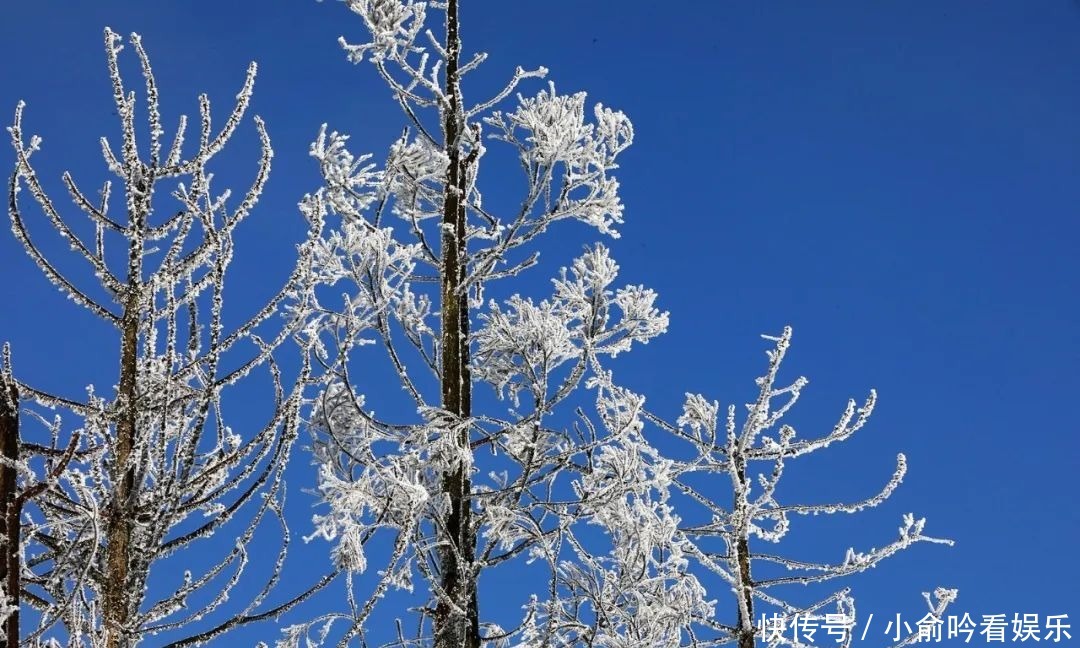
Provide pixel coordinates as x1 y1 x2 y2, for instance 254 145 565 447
291 4 955 646
7 29 325 646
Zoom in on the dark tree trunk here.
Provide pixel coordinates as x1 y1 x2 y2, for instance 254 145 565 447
102 212 144 648
433 0 480 646
1 368 20 648
734 456 756 648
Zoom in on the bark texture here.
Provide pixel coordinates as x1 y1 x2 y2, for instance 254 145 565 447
734 455 756 648
433 1 480 645
102 198 146 648
1 370 19 648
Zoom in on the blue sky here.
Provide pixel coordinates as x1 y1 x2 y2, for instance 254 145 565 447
2 1 1078 645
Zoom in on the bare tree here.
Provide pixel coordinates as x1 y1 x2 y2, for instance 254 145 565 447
7 28 325 647
285 1 956 647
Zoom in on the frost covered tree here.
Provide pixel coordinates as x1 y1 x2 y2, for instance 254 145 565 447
6 28 324 647
288 2 954 647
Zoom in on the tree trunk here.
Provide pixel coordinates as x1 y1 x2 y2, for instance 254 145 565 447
434 1 480 646
734 456 755 648
735 536 755 648
1 368 20 648
102 216 144 648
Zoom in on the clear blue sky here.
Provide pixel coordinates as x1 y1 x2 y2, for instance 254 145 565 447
2 1 1077 645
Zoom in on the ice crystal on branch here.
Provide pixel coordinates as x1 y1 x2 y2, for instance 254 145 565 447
6 29 326 647
339 0 429 65
289 3 954 648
